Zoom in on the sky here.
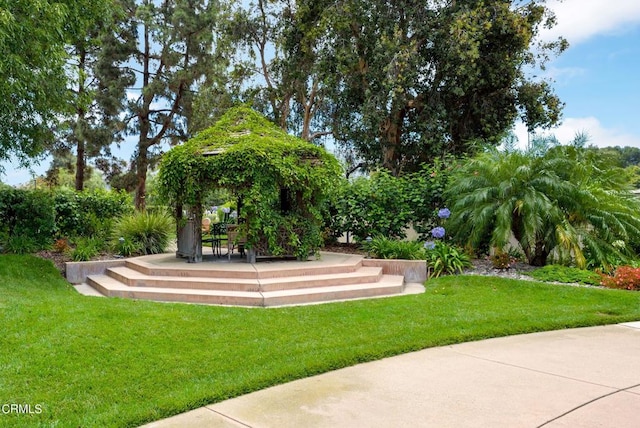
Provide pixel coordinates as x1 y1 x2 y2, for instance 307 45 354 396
513 0 640 148
2 0 640 185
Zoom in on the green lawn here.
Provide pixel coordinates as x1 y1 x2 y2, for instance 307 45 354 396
2 255 640 427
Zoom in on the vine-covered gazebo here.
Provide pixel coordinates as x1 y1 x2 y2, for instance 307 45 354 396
158 106 342 263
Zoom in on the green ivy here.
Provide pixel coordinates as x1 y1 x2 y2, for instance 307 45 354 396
158 106 342 260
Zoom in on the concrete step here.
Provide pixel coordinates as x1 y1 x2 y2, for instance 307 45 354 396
87 275 265 306
105 266 383 292
259 267 383 291
262 275 406 307
85 274 405 307
124 254 364 279
107 267 260 291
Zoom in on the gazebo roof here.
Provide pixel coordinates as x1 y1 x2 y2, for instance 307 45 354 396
159 106 340 204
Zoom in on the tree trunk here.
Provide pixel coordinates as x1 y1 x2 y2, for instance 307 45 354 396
529 241 548 267
75 46 87 191
135 142 148 211
75 140 85 191
380 107 405 176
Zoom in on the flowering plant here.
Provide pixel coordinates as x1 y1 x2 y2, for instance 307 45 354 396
437 208 451 219
600 266 640 291
431 226 445 239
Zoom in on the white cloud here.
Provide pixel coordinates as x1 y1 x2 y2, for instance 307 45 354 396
513 117 640 150
540 0 640 45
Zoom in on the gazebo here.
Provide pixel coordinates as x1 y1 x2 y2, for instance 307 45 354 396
158 106 342 263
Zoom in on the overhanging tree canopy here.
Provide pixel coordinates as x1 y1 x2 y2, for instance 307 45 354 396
159 106 342 260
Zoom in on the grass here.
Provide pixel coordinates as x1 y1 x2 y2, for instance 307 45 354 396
2 255 640 427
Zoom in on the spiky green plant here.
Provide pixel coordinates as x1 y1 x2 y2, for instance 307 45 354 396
446 144 640 268
112 212 174 256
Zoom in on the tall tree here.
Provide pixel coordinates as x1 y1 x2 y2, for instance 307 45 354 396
302 0 566 175
226 0 333 143
0 0 99 169
56 0 135 191
115 0 223 210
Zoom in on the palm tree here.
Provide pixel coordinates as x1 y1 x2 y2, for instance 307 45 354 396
445 145 640 268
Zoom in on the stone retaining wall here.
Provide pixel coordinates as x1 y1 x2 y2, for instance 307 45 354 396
66 260 126 284
362 259 427 283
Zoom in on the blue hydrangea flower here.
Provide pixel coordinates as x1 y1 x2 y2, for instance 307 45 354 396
222 207 231 214
431 226 445 239
437 208 451 219
211 206 218 212
423 241 436 250
230 210 238 218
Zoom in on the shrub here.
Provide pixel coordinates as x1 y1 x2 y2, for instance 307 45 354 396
332 171 413 241
112 212 174 256
0 187 55 252
54 188 133 238
600 266 640 291
71 237 101 262
445 146 640 268
2 235 40 255
364 236 426 260
326 161 455 243
489 251 517 270
425 241 472 278
527 265 601 286
53 238 71 254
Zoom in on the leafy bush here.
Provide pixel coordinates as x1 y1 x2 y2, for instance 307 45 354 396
54 188 133 238
425 241 472 278
527 265 601 286
2 235 40 255
489 251 517 270
364 236 426 260
53 238 71 254
0 186 56 252
600 266 640 291
324 160 455 243
71 237 101 261
112 212 174 256
331 171 413 241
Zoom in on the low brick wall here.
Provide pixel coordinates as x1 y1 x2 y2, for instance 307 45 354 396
66 259 126 284
362 259 427 283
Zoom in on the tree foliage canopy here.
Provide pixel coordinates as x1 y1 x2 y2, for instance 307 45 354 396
229 0 566 175
0 0 113 168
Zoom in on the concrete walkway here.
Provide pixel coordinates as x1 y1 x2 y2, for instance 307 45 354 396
143 323 640 428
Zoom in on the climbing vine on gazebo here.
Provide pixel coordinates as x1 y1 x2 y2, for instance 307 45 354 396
158 106 342 261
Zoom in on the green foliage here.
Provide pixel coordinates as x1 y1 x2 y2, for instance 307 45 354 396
0 0 114 167
281 0 565 173
159 107 342 260
112 212 174 256
364 236 426 260
53 188 133 238
327 161 455 242
2 235 40 255
527 265 602 286
0 186 56 252
446 145 640 268
70 237 101 261
332 171 412 241
425 242 472 278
